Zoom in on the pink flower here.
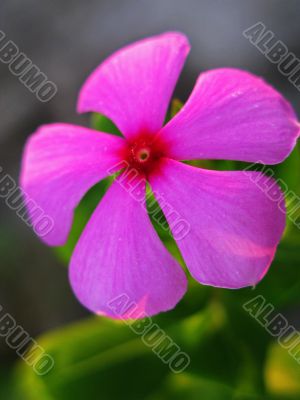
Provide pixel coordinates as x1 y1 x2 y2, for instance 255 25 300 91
20 32 299 319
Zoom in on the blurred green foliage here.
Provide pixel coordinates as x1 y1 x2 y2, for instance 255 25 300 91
6 104 300 399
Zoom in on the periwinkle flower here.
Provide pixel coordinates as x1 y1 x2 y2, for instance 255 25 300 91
20 32 299 318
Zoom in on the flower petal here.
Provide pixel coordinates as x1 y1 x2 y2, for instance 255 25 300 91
20 123 126 246
149 159 286 289
157 68 299 164
77 32 190 139
69 176 187 318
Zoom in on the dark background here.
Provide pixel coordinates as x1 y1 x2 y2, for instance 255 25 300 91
0 0 299 386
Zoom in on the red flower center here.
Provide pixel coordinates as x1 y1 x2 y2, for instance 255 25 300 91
122 133 167 177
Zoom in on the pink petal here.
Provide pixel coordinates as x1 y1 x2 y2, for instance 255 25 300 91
20 123 126 246
157 68 299 164
69 176 187 318
149 159 286 289
77 32 190 140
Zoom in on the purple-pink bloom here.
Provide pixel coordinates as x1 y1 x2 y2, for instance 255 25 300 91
20 32 299 319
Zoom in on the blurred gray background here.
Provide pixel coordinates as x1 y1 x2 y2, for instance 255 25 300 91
0 0 299 360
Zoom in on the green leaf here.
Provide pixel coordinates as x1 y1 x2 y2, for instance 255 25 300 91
13 302 258 400
273 145 300 233
168 98 184 120
14 317 165 400
90 113 122 136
